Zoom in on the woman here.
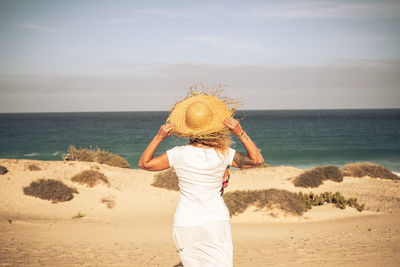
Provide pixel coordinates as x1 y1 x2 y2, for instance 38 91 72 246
138 90 263 266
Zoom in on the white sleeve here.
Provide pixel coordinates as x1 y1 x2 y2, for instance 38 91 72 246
166 147 177 168
228 148 236 166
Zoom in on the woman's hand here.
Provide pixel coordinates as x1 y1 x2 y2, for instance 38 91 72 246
223 118 243 137
224 117 264 168
138 123 176 171
156 123 176 140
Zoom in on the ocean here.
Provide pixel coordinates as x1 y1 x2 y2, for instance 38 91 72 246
0 109 399 172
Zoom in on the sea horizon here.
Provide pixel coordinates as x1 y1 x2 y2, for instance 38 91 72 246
1 109 399 172
1 107 399 114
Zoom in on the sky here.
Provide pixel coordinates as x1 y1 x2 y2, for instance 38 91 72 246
0 0 399 112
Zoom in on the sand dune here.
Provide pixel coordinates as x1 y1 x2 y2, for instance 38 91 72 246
0 159 399 266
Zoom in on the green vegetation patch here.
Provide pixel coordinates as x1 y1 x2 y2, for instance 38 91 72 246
293 166 343 188
63 145 130 168
223 189 309 216
23 179 78 203
223 189 365 217
151 168 179 191
341 162 399 180
71 170 109 187
298 191 365 211
72 212 85 219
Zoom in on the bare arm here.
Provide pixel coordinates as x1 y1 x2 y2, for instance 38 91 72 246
138 123 176 171
223 118 264 168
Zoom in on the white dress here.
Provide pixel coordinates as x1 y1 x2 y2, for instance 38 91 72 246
166 145 236 267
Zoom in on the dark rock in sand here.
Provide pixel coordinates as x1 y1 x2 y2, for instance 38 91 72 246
0 166 8 175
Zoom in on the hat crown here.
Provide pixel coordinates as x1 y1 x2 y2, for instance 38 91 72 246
185 101 213 130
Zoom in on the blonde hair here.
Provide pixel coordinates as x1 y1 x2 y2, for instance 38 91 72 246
189 133 232 154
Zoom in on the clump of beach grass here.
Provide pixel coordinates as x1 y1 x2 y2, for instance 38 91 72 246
293 166 343 188
340 162 399 180
223 189 365 217
72 212 85 219
151 168 179 191
223 189 309 216
63 145 130 168
71 170 110 187
298 191 365 211
23 179 78 203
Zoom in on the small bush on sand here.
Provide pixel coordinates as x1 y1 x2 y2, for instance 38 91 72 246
341 162 399 180
72 212 85 219
63 145 130 168
293 166 343 188
223 189 365 217
23 179 78 203
298 191 365 211
71 170 109 187
28 164 41 171
0 165 8 175
223 189 309 216
151 168 179 191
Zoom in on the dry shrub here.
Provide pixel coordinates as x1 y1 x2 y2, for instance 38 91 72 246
72 212 85 219
223 189 309 216
341 162 399 180
23 179 78 203
71 170 109 187
298 191 365 211
64 145 93 162
63 145 130 168
223 189 365 217
0 165 8 175
95 150 130 168
28 164 41 171
151 168 179 191
293 166 343 188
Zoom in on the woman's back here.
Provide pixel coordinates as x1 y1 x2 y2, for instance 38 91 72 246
167 145 235 226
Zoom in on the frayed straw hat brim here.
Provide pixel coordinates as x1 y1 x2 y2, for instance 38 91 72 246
166 89 241 139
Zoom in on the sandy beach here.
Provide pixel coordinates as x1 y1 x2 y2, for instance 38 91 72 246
0 159 399 266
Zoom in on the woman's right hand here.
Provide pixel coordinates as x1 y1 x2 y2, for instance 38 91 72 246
157 123 176 140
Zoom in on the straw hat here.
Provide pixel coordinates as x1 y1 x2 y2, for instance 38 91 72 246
166 86 241 139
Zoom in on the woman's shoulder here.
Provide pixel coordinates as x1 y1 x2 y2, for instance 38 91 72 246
168 145 190 153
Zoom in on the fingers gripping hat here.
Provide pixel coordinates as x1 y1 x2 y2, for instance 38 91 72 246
167 85 241 139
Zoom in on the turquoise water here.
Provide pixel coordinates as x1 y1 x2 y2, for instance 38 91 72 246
0 109 399 172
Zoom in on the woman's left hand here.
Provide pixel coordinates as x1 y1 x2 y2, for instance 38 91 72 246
223 118 243 137
157 123 176 140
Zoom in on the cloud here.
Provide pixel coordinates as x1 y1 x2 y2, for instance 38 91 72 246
187 35 264 53
16 23 57 33
1 60 399 112
249 0 400 20
90 18 137 25
339 33 392 45
135 8 180 19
